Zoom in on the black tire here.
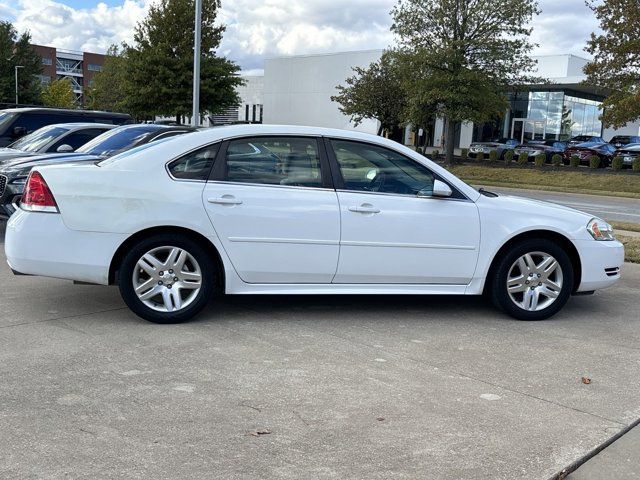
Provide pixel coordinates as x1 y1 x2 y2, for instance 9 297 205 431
489 238 574 321
118 233 215 324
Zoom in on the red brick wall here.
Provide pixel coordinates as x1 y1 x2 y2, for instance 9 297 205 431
82 51 106 89
31 44 56 82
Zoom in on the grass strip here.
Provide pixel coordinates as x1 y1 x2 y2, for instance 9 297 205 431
448 165 640 199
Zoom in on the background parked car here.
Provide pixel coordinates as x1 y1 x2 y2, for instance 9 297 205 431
0 123 115 164
564 141 617 167
566 135 606 147
0 124 196 218
0 107 132 147
614 143 640 168
609 135 640 149
468 138 519 159
513 140 567 162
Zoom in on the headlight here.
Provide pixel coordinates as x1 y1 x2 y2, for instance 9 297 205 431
9 176 28 185
587 218 615 241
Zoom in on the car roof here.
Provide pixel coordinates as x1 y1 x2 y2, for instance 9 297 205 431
0 107 130 117
40 122 117 130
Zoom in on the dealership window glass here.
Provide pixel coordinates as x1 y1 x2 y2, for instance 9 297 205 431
331 140 434 196
225 137 323 188
168 143 220 181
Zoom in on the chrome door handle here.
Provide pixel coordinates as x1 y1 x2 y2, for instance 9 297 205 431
208 195 243 205
348 204 380 214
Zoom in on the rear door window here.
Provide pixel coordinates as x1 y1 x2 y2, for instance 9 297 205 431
223 137 324 188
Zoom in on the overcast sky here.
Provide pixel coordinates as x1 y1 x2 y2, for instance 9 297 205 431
0 0 600 74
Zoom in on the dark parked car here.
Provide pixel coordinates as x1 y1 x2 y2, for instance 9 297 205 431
0 123 115 164
609 135 640 149
0 124 195 218
468 138 519 159
614 144 640 168
513 140 568 162
566 135 606 147
564 141 617 167
0 107 132 147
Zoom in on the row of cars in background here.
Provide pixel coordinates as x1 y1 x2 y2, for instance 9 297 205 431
0 107 197 218
469 135 640 168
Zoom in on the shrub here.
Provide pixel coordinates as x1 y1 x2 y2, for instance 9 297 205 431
633 158 640 171
612 156 623 171
504 150 514 165
476 151 484 162
460 148 468 160
431 149 439 160
517 152 529 166
488 149 498 162
570 155 580 168
589 155 601 169
551 154 563 168
534 153 546 168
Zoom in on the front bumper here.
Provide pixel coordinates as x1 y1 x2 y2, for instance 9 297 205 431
574 239 625 292
5 209 128 285
0 181 23 219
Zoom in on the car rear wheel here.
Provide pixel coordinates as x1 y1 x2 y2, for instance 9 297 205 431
118 234 214 323
490 239 574 320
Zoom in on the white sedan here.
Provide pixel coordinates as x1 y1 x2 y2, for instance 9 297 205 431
4 125 624 323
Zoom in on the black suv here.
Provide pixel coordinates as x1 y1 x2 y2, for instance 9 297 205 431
0 107 132 147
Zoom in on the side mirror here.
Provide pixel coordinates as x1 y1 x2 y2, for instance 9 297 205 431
12 126 27 138
56 144 74 153
417 180 453 198
432 180 453 198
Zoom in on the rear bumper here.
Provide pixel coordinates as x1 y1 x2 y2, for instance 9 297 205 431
574 239 625 292
5 209 128 285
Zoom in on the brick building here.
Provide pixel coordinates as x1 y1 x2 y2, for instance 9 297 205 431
31 44 106 106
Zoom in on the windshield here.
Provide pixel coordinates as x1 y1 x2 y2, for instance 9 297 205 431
8 125 71 152
77 125 156 157
0 112 16 129
98 136 177 166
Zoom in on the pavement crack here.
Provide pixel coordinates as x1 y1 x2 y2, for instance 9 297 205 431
308 324 628 428
0 307 128 330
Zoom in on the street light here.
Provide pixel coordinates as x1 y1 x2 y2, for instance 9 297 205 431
15 65 24 105
192 0 202 127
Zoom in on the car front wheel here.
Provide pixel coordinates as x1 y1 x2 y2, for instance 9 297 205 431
490 239 574 320
118 234 214 323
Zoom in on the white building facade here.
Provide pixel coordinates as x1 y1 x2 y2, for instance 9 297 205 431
256 50 639 148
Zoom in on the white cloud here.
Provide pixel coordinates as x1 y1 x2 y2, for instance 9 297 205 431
2 0 600 71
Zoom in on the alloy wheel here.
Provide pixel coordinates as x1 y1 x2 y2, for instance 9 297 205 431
506 251 563 312
132 246 202 312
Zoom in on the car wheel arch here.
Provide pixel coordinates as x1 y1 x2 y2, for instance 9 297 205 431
108 226 225 292
482 230 582 295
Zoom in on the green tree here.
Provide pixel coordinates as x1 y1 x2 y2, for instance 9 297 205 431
41 77 76 108
584 0 640 128
85 44 128 111
0 21 43 105
391 0 540 165
331 51 407 136
125 0 243 121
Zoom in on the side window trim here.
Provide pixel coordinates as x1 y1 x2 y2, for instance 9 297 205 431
209 135 335 190
323 136 468 200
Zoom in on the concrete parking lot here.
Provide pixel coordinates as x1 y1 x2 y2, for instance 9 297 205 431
1 221 639 479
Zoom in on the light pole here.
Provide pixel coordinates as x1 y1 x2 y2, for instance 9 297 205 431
15 65 24 105
192 0 202 127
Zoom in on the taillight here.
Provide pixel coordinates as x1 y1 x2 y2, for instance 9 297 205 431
20 171 59 213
